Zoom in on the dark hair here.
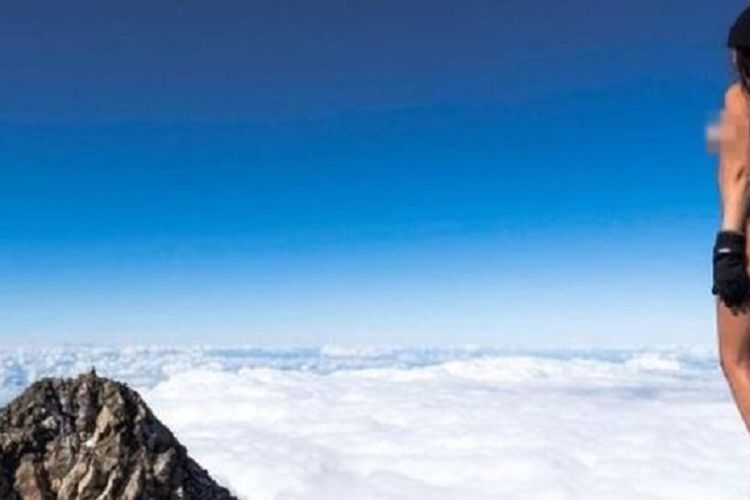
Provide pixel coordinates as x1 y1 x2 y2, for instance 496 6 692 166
735 47 750 94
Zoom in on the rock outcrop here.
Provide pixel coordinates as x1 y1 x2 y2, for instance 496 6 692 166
0 371 236 499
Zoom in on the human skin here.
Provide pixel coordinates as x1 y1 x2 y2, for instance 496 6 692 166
715 77 750 435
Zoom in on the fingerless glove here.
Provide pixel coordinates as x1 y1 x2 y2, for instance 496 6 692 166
712 230 750 308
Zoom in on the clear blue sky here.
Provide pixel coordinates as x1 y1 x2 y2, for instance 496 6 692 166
0 0 742 346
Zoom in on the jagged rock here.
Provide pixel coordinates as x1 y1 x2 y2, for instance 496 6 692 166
0 371 237 500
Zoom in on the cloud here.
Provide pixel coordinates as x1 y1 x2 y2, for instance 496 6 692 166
0 345 748 499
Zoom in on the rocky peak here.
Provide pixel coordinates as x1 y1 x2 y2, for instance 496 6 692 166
0 370 236 499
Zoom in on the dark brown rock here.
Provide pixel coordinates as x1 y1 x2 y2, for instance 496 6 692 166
0 370 237 500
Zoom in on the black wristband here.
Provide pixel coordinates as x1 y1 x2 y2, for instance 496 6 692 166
714 230 746 255
712 230 750 307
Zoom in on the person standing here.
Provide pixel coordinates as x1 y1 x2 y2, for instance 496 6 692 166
712 5 750 436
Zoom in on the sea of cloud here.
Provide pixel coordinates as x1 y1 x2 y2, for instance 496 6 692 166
0 344 748 499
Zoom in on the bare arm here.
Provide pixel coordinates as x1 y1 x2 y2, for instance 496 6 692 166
717 83 750 233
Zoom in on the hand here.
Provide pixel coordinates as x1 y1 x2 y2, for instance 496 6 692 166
717 83 750 232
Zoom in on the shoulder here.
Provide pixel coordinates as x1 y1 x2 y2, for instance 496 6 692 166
725 82 747 110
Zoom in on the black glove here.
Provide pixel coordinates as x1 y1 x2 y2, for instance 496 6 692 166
712 230 750 308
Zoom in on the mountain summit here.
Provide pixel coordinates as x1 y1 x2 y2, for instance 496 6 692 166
0 370 236 499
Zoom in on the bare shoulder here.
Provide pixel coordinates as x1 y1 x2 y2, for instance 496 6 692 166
725 82 747 111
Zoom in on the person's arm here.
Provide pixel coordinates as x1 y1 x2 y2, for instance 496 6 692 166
713 83 750 309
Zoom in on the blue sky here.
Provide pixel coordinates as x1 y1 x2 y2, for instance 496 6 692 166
0 0 743 346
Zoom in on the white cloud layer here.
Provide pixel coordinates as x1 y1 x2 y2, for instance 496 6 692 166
1 345 748 499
